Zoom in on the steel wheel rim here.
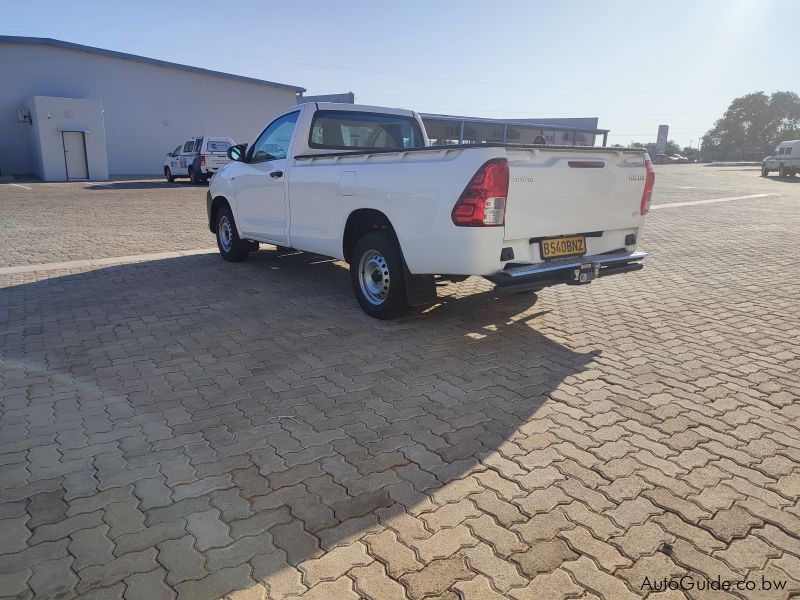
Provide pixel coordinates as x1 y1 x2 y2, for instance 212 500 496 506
358 250 390 305
219 215 233 253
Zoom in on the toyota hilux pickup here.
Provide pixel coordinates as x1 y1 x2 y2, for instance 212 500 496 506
207 103 654 319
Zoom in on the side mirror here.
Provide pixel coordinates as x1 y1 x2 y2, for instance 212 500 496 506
228 143 248 162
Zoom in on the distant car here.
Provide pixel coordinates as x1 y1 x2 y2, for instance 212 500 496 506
668 154 689 164
164 136 235 184
762 140 799 177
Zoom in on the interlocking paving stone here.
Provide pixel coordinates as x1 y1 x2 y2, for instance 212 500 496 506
297 541 372 586
270 519 321 565
251 550 306 597
0 515 32 554
77 548 159 593
399 555 475 600
124 567 176 600
158 535 207 586
461 542 527 592
509 538 578 578
2 167 800 599
349 561 407 600
69 524 115 570
174 564 254 600
185 508 232 551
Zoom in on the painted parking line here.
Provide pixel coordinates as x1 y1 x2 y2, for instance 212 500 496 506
10 183 32 190
0 248 217 276
651 193 775 210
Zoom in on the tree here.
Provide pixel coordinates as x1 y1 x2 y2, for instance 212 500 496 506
701 91 800 161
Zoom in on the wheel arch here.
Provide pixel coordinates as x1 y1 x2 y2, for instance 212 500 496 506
208 195 231 233
342 208 397 264
343 208 437 307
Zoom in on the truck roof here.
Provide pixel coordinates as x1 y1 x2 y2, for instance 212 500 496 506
299 102 417 118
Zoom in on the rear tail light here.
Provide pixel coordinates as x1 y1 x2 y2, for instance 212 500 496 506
200 154 206 167
641 157 655 215
451 158 509 227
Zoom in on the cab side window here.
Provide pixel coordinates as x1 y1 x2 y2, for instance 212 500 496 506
182 141 195 153
172 146 181 157
249 112 299 163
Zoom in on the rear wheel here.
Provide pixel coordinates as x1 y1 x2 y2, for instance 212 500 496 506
350 231 409 319
779 166 787 178
215 205 249 262
189 167 200 185
165 167 175 182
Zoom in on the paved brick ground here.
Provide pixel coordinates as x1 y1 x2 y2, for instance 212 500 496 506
0 178 209 268
1 166 799 599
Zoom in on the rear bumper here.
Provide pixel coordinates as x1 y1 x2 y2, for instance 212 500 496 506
485 250 647 291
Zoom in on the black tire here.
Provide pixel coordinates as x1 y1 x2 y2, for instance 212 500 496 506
165 167 175 182
189 167 200 185
779 166 787 178
761 166 769 177
350 230 410 320
215 205 249 262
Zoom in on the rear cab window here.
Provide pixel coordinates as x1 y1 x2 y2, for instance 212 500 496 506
205 140 232 153
309 110 423 150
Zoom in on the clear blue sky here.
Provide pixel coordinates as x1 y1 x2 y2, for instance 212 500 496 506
4 0 796 148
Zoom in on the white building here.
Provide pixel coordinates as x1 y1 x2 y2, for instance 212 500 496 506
0 36 304 180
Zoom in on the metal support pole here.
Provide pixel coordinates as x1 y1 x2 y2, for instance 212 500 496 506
459 121 465 144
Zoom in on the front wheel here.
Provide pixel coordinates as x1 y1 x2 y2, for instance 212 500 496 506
215 206 249 262
761 166 769 177
165 167 175 182
350 231 410 320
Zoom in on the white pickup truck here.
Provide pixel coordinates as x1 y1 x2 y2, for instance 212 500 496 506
165 136 235 184
761 140 799 178
207 103 653 319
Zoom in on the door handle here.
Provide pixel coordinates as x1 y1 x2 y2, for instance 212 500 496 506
270 170 283 178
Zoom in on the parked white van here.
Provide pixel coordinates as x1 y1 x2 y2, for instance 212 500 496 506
762 140 800 177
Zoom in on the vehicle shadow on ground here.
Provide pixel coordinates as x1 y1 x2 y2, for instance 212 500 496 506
0 249 599 597
763 175 800 184
84 181 204 190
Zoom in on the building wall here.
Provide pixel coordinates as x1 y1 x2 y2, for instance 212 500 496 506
27 96 109 181
0 43 298 175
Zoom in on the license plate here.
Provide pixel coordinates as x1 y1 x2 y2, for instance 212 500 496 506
540 235 586 260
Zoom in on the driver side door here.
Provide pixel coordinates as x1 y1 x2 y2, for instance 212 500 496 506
235 111 299 243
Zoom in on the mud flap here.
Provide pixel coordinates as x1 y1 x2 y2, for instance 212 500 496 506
403 266 437 306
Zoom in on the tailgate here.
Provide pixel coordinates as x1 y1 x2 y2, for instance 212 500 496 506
503 148 647 240
205 154 230 169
